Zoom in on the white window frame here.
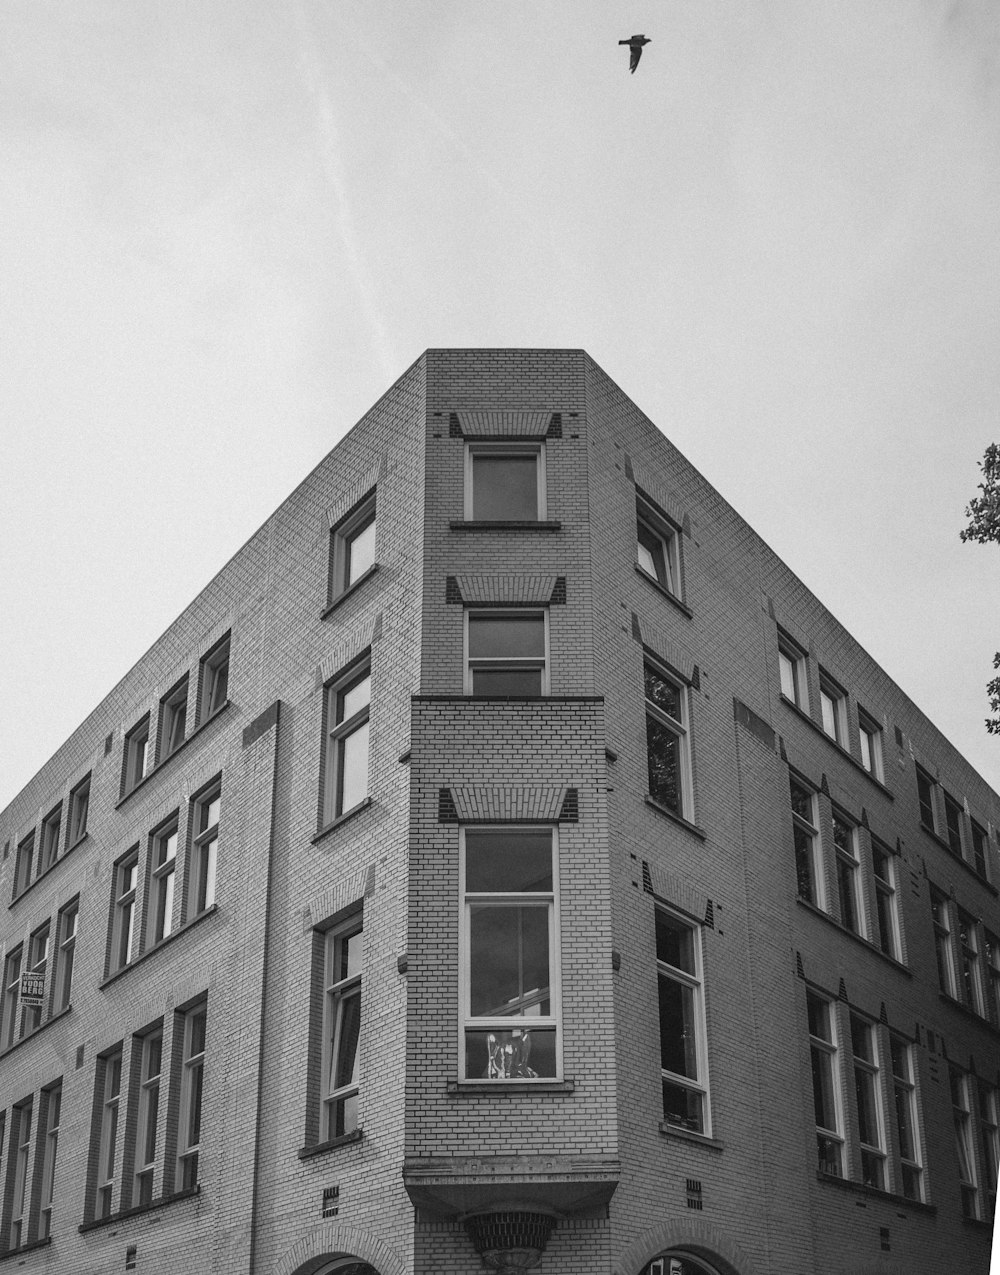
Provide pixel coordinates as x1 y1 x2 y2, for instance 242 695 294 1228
330 493 377 600
122 717 151 794
321 918 363 1142
55 899 78 1013
943 791 965 859
832 811 864 937
915 766 938 832
977 1078 998 1221
158 677 188 762
133 1027 162 1206
323 660 371 824
24 922 49 1035
644 659 692 820
40 803 62 874
2 946 22 1050
790 776 825 909
96 1049 122 1219
871 842 901 961
68 774 90 846
858 709 884 781
147 821 178 946
807 990 845 1176
191 783 220 914
951 1065 979 1219
985 929 1000 1028
655 905 711 1136
176 1003 206 1191
636 500 681 597
890 1033 923 1200
459 826 561 1082
850 1013 887 1190
464 609 549 697
819 671 847 745
13 832 34 898
198 633 230 724
970 820 989 880
112 851 139 972
957 909 985 1017
930 886 957 997
464 442 546 522
777 631 808 709
10 1097 32 1248
39 1082 60 1240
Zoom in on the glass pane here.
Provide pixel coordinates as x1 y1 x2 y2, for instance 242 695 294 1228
469 905 550 1017
189 1010 206 1058
333 990 361 1091
338 720 370 813
821 692 836 737
658 974 698 1079
644 665 681 719
662 1078 704 1132
346 515 376 585
789 780 813 822
859 730 872 771
794 825 815 903
337 928 364 982
811 1047 837 1130
338 674 371 723
143 1088 159 1163
334 1091 358 1138
465 830 552 893
471 668 543 697
779 651 796 701
876 889 895 956
647 715 680 812
202 795 221 830
807 994 830 1042
472 454 538 521
850 1015 873 1062
637 522 672 589
901 1163 921 1200
465 1027 556 1079
837 858 857 931
855 1070 880 1146
468 615 544 659
655 911 695 974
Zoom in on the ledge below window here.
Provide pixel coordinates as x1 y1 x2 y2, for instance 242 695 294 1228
449 520 561 532
779 695 895 800
9 833 89 910
919 822 998 896
298 1128 364 1160
0 1236 51 1262
644 797 706 840
321 564 379 619
815 1170 935 1215
312 797 373 845
0 1003 72 1060
79 1185 201 1233
795 898 912 975
447 1079 575 1095
635 565 693 619
937 991 1000 1036
115 702 231 809
658 1122 724 1151
99 906 218 990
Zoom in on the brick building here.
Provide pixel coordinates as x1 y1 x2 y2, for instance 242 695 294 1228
0 348 997 1275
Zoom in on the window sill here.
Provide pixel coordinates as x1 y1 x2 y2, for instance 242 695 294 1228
815 1170 936 1215
0 1237 51 1262
658 1122 723 1151
937 991 1000 1036
961 1214 995 1232
78 1185 201 1233
9 833 89 909
100 905 219 989
795 898 912 975
116 702 231 809
447 1079 575 1095
635 566 693 619
0 1003 72 1060
321 564 379 619
779 696 894 800
298 1128 364 1160
919 823 997 896
449 520 562 532
644 797 707 840
312 797 373 845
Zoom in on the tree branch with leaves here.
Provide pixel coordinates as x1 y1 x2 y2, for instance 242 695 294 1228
961 443 1000 734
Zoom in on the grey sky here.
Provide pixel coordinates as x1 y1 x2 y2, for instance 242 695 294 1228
1 1 998 809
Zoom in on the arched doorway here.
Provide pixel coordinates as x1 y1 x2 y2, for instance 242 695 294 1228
313 1264 379 1275
641 1257 723 1275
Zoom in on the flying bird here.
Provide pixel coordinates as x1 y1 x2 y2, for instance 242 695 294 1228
619 34 651 74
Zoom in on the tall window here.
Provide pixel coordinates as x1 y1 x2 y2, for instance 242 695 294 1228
978 1080 998 1222
39 1082 61 1240
819 671 847 746
645 661 691 818
656 908 710 1135
890 1034 923 1200
858 709 884 781
957 910 984 1016
943 792 965 858
985 929 1000 1028
9 1098 32 1248
323 661 371 823
147 821 178 945
330 494 377 598
198 633 230 723
158 677 188 762
122 716 151 795
930 886 956 997
111 851 139 972
807 991 843 1176
2 946 22 1050
970 820 989 879
872 842 900 961
40 804 62 874
192 784 220 913
636 501 680 596
67 773 90 846
850 1014 886 1189
134 1028 162 1206
322 921 363 1141
54 900 77 1013
95 1049 122 1219
790 777 823 907
13 832 34 898
915 766 937 831
176 1003 206 1190
465 443 545 521
950 1066 979 1219
832 812 863 935
466 611 547 696
461 828 559 1080
777 631 807 709
24 923 49 1034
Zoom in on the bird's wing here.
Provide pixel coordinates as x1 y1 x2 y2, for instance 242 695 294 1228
630 44 643 72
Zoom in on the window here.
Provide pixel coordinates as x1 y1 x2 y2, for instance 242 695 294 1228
978 1079 998 1222
850 1014 886 1189
985 929 1000 1028
832 812 864 936
147 820 178 946
54 900 77 1012
465 443 545 521
645 661 691 819
24 923 49 1035
819 672 847 745
329 494 377 599
122 716 151 795
970 820 989 879
636 501 680 596
656 908 710 1135
943 792 965 858
858 710 884 781
134 1028 162 1206
198 633 230 723
9 1098 32 1248
872 842 900 961
176 1003 206 1190
957 910 984 1016
790 777 823 907
930 886 956 997
807 991 844 1175
777 631 807 709
191 784 220 914
916 766 937 831
323 660 371 823
39 1082 61 1240
950 1066 979 1219
40 804 62 874
67 774 90 846
890 1034 923 1200
158 677 188 762
95 1049 122 1219
13 832 34 898
461 828 559 1080
465 611 548 696
2 946 22 1050
322 921 363 1141
111 850 139 973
